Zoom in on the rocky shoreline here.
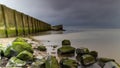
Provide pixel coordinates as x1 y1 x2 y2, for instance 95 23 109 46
0 37 120 68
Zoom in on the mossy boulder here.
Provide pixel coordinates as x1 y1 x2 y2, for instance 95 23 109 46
4 46 17 58
0 44 5 56
45 56 60 68
17 50 33 61
13 37 27 42
104 61 120 68
76 47 89 56
6 57 26 67
80 54 96 66
12 42 33 54
60 58 78 68
62 40 71 46
37 45 46 51
97 58 115 67
89 51 98 58
57 46 75 55
32 58 46 68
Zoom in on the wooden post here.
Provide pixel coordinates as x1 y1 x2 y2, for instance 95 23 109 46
14 10 18 36
21 13 25 36
1 5 8 37
34 19 37 33
27 16 30 34
31 18 34 33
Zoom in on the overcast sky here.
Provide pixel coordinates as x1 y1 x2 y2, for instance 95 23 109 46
0 0 120 27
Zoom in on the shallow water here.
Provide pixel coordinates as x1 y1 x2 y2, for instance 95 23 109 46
34 28 120 63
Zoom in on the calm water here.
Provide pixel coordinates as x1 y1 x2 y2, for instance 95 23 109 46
34 27 120 63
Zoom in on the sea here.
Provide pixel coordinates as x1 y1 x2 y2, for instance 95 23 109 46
34 26 120 63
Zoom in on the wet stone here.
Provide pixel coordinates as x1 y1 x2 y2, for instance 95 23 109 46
57 46 75 56
60 58 78 68
62 39 71 46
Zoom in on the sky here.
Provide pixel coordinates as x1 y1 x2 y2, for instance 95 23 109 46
0 0 120 27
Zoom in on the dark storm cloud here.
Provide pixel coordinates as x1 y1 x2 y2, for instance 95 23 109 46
1 0 120 27
46 0 120 27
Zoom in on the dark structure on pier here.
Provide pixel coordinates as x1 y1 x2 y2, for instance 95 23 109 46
0 4 51 38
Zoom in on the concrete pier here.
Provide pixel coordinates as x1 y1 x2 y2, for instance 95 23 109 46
0 4 51 38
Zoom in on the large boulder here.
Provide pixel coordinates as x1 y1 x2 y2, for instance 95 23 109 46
17 50 33 61
45 56 60 68
57 46 75 56
76 47 89 56
13 37 27 42
4 46 17 58
12 42 33 54
62 40 71 46
80 54 96 66
6 57 26 67
103 61 120 68
89 51 98 59
60 58 78 68
37 45 47 51
31 58 46 68
0 44 5 56
97 58 115 68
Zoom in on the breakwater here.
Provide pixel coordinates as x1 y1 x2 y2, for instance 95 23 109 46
0 4 51 38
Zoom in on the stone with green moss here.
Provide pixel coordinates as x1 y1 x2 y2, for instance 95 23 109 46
76 47 89 56
17 50 33 61
45 56 60 68
6 57 26 67
89 51 98 58
37 45 46 51
80 54 96 66
0 44 5 56
57 46 75 55
104 61 120 68
97 58 115 68
62 39 71 46
60 58 78 68
12 42 33 53
32 58 46 68
13 37 27 42
4 46 17 58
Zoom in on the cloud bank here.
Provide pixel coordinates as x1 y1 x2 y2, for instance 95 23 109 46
1 0 120 27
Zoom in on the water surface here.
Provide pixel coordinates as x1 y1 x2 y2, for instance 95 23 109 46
34 27 120 63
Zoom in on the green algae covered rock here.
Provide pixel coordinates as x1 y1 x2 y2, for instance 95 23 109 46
37 45 47 51
60 58 78 68
57 46 75 55
97 58 115 68
6 57 26 67
0 44 5 56
32 58 46 68
89 51 98 58
45 56 60 68
12 42 33 54
98 58 115 63
4 46 17 58
76 47 89 56
104 61 120 68
17 50 33 61
62 39 71 46
13 37 27 42
80 54 96 66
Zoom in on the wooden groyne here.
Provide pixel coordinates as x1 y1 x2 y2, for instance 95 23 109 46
0 4 51 38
